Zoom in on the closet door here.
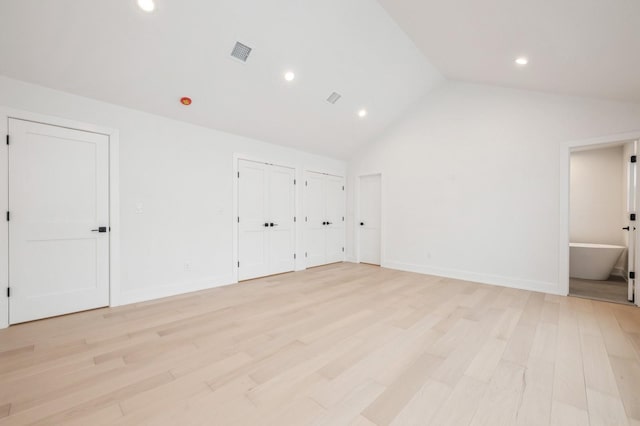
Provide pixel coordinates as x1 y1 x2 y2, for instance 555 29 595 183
268 165 295 275
325 175 345 264
305 171 327 268
238 160 269 280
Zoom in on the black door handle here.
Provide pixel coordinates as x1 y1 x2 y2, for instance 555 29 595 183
327 222 332 225
264 223 269 227
322 222 327 225
91 226 108 233
270 223 279 227
623 226 631 230
360 222 364 226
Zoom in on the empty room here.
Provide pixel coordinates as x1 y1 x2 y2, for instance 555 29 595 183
1 0 640 425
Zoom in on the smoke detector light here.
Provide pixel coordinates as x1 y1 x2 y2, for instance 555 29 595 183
515 57 529 65
358 109 368 118
284 71 295 82
137 0 155 12
180 97 192 106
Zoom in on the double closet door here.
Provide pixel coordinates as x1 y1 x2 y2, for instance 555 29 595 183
238 159 295 281
305 171 345 267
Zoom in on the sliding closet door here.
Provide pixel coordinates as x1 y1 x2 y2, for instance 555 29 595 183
238 160 269 281
268 165 295 275
325 175 345 264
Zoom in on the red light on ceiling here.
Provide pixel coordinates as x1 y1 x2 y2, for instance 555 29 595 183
180 97 192 106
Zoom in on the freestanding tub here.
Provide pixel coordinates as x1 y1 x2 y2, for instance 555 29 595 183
569 243 626 280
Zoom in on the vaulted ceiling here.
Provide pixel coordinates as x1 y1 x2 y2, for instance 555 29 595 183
377 0 640 102
0 0 441 159
0 0 638 160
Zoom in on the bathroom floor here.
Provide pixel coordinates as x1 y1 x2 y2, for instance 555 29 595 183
569 275 634 305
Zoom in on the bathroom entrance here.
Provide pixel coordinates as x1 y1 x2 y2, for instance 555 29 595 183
566 139 638 305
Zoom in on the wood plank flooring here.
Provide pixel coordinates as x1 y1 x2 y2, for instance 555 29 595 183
1 263 639 425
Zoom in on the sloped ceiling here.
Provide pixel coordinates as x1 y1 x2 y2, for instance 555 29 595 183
0 0 442 159
377 0 640 102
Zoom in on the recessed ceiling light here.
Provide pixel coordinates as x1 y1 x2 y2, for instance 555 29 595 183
358 109 368 118
137 0 155 12
515 57 529 66
284 71 295 82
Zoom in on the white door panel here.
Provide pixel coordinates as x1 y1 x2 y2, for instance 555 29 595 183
238 160 269 280
359 174 381 265
325 175 345 264
268 165 295 275
9 119 109 324
238 160 295 280
304 172 345 267
305 172 327 267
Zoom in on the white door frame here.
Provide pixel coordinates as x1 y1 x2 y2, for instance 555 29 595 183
559 130 640 305
0 107 121 328
356 173 382 265
232 154 297 282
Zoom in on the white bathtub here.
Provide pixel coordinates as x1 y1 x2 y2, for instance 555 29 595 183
569 243 626 280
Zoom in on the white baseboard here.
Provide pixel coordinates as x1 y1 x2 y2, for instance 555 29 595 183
383 260 563 295
117 274 236 306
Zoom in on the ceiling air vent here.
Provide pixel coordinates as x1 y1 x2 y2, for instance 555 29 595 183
231 42 252 62
326 92 342 104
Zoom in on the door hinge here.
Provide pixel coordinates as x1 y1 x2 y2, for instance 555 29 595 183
342 186 345 191
294 179 296 185
632 155 637 163
631 214 637 221
305 216 308 222
237 172 240 178
631 271 636 279
305 181 308 186
5 211 9 222
342 216 344 221
294 216 296 222
294 253 296 259
342 247 345 252
6 287 9 298
5 135 9 145
305 252 308 258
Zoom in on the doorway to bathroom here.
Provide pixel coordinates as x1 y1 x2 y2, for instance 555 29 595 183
565 139 638 305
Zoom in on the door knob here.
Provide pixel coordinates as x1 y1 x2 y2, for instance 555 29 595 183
91 226 108 233
322 221 327 225
360 222 364 226
264 223 269 227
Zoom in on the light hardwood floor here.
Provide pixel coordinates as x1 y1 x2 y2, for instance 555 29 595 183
1 263 640 425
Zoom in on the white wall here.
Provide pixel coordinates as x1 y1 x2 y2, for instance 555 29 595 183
348 81 640 294
570 146 624 245
0 75 345 327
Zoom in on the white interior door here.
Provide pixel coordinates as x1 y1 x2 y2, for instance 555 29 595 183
9 118 110 324
238 160 269 281
359 174 381 266
325 175 345 264
305 171 327 268
267 164 295 275
629 140 639 304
